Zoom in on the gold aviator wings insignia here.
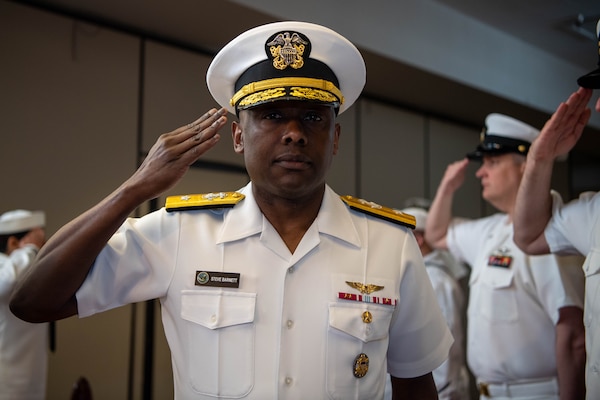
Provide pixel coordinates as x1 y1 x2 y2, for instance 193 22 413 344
346 281 385 294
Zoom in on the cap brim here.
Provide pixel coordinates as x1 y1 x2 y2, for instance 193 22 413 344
577 67 600 89
236 94 340 113
466 147 511 161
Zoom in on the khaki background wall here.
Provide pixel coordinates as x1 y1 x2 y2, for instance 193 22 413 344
0 1 572 398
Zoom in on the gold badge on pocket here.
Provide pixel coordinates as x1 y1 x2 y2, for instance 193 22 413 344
353 353 369 378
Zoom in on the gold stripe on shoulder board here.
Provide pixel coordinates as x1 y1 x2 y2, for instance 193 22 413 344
340 195 416 229
165 192 245 212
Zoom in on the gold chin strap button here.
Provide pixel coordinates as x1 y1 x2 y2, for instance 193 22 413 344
362 311 372 324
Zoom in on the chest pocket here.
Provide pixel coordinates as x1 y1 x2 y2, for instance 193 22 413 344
180 290 256 398
326 302 394 400
471 266 518 323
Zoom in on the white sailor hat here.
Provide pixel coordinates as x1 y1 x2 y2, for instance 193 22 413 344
577 18 600 89
401 207 428 231
466 113 540 160
0 209 45 235
206 21 366 115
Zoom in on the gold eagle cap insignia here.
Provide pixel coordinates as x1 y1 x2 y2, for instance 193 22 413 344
346 281 384 294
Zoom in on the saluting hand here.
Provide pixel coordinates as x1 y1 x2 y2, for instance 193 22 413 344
440 158 470 195
532 88 593 162
126 107 228 200
20 227 46 250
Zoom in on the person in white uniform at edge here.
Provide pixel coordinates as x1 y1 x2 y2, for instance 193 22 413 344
513 20 600 400
384 206 471 400
425 113 587 400
0 210 48 400
9 21 452 399
512 21 600 400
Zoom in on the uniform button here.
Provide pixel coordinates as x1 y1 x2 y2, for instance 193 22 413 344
210 314 217 323
288 266 295 273
285 377 293 385
286 320 294 329
362 311 372 323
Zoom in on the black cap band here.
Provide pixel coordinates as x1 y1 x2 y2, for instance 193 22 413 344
466 134 530 160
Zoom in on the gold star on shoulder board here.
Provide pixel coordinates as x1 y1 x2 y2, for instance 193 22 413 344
346 281 384 294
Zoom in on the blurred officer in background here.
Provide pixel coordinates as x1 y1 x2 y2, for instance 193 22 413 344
0 209 48 400
514 24 600 397
426 113 586 400
385 205 470 400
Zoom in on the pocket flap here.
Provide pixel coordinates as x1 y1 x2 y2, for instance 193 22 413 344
181 290 256 329
481 267 514 289
329 303 393 342
584 250 600 277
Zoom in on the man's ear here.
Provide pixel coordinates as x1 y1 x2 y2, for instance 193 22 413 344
413 231 425 247
333 123 341 155
232 121 244 154
6 235 20 255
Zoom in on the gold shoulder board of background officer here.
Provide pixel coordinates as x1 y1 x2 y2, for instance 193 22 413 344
340 195 416 229
165 192 245 212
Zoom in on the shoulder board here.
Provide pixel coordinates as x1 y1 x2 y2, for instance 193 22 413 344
340 195 416 229
165 192 245 212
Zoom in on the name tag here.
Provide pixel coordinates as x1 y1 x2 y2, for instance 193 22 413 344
195 271 240 288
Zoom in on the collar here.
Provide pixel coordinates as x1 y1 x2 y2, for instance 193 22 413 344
217 182 361 248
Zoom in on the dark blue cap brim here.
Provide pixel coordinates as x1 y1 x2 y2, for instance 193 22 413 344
466 147 515 161
466 134 530 160
577 67 600 89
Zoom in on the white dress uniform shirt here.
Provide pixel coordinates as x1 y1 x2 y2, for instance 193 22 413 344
0 245 48 400
545 191 600 400
423 251 470 400
76 183 453 400
446 214 585 388
385 250 471 400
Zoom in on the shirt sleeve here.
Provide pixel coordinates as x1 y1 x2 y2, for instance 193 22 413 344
528 253 585 323
76 209 180 317
387 233 454 378
545 191 600 256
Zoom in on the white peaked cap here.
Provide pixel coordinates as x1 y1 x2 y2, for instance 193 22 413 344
0 209 45 235
207 21 366 115
401 207 428 231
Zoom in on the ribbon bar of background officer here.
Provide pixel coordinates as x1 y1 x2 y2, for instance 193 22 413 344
338 292 397 306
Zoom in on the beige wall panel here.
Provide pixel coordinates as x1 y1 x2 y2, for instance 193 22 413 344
359 99 426 209
428 119 484 219
142 41 242 166
326 105 358 196
0 2 140 399
52 308 134 399
151 301 174 400
0 1 140 233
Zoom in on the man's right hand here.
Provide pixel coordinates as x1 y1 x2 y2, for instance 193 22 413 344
439 158 470 195
125 107 228 203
